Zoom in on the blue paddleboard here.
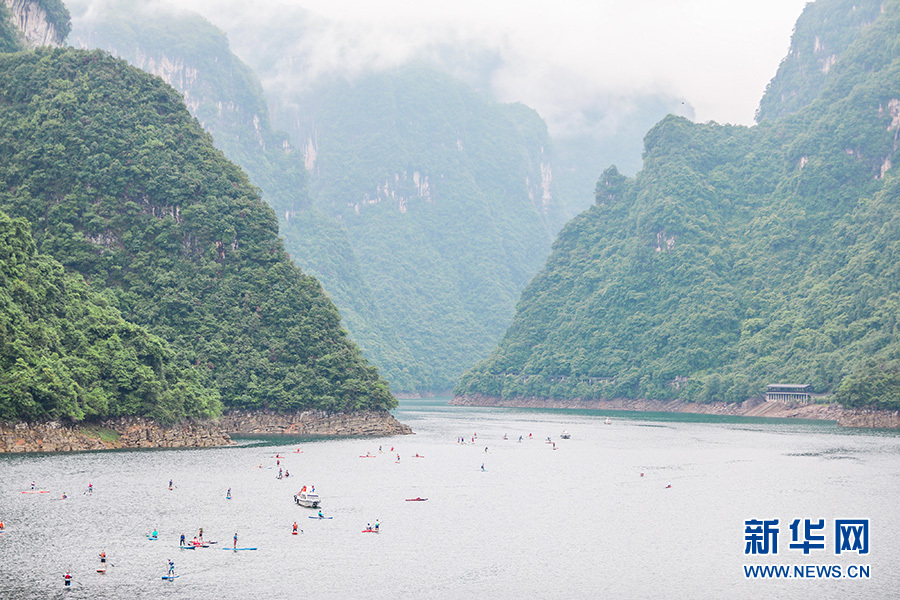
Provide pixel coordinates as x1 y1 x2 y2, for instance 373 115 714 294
224 547 258 551
162 575 179 580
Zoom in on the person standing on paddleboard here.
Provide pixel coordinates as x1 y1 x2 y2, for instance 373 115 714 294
292 522 298 534
180 533 185 547
233 532 238 549
99 551 106 565
64 570 72 586
168 559 175 576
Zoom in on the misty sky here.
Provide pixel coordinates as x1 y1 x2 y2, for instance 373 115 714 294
169 0 809 135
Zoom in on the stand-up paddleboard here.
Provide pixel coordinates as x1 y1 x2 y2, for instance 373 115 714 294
179 545 195 550
161 575 179 580
224 547 257 551
292 531 298 535
405 497 428 501
146 535 158 540
96 569 106 574
359 455 375 458
20 490 49 494
308 516 333 519
361 529 379 533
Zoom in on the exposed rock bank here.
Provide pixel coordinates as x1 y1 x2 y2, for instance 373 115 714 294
217 409 413 437
0 417 230 453
451 395 900 429
0 410 412 453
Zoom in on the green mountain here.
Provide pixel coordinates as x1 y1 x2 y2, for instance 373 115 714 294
456 0 900 411
0 47 394 417
280 68 565 391
70 3 571 393
0 210 220 423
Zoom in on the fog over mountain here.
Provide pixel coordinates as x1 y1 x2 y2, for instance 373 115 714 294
147 0 805 129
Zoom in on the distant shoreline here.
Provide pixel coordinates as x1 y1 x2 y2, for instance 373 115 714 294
0 409 413 454
450 395 900 429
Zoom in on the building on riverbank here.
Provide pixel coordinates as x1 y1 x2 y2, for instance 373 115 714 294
765 384 812 404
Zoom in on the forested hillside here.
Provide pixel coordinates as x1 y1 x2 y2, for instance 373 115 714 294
0 211 220 423
284 68 565 391
71 2 570 393
457 0 900 410
0 48 394 418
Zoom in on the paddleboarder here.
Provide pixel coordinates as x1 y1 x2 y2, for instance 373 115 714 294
0 520 5 531
87 482 92 495
168 479 173 490
99 551 106 565
226 488 231 499
64 570 72 586
167 559 175 576
233 532 238 549
292 522 298 534
199 528 203 542
180 533 186 547
374 520 380 531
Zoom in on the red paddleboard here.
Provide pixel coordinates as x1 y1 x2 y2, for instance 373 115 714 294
292 531 298 535
405 497 428 501
362 529 380 533
359 455 375 458
21 490 49 494
97 569 106 574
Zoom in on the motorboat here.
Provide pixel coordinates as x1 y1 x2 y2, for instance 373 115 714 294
294 486 320 508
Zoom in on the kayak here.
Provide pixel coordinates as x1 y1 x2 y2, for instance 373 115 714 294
308 516 333 519
224 547 258 551
405 498 428 501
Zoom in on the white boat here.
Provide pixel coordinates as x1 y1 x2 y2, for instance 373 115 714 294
294 486 320 508
560 430 571 439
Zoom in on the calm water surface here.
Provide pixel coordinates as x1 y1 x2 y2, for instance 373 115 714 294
1 398 898 599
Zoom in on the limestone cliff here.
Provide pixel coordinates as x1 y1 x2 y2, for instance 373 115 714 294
3 0 69 47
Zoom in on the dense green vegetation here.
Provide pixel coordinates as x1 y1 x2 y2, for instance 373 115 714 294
757 0 882 122
457 0 900 410
0 211 220 423
71 1 572 393
275 67 566 391
0 2 24 52
0 47 394 419
35 0 71 40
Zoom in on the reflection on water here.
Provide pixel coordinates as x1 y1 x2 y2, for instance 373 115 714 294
1 398 898 599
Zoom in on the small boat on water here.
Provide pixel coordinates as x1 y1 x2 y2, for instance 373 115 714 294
560 430 571 439
294 486 321 508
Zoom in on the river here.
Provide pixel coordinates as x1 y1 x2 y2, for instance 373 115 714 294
0 398 897 599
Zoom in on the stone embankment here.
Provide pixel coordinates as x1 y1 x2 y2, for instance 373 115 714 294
0 410 412 453
451 394 900 429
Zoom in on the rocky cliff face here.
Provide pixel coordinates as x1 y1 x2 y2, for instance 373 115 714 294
3 0 65 47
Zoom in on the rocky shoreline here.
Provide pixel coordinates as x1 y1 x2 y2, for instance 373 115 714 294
0 409 412 453
450 394 900 429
